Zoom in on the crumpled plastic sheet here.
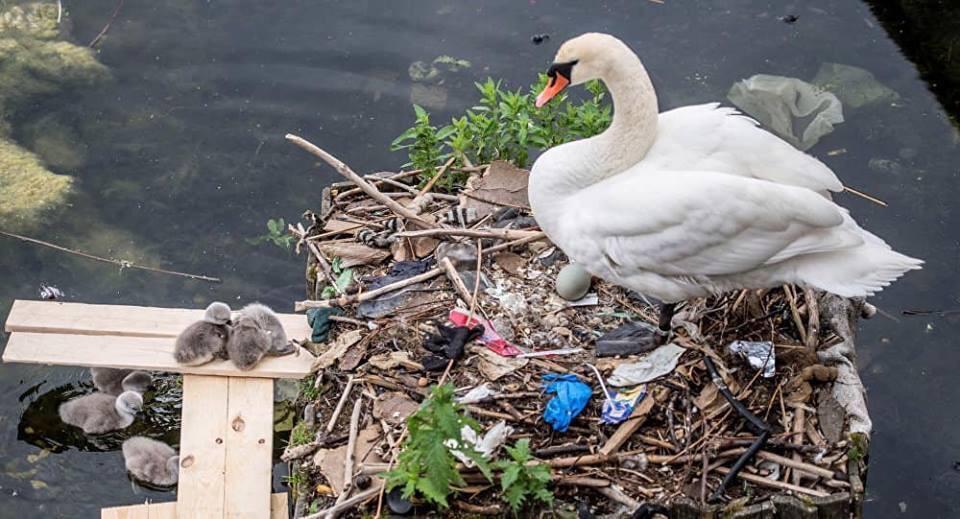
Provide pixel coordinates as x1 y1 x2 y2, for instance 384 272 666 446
449 308 522 356
607 344 686 387
601 385 647 425
728 74 844 150
728 340 776 378
357 260 432 318
446 420 514 467
542 373 592 432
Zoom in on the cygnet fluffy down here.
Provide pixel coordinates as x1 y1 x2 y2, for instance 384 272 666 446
122 436 179 487
239 303 296 356
225 314 271 370
58 391 143 434
90 368 152 395
174 302 231 366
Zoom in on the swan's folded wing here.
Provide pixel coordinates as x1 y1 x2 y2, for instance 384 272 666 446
559 171 861 277
648 103 843 193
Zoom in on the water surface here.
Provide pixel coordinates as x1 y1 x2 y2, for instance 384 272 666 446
0 0 957 516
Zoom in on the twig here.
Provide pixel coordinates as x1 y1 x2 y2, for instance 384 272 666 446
791 406 805 486
783 285 808 345
415 156 456 199
467 240 482 323
843 185 888 207
88 0 125 48
286 134 436 228
56 0 62 23
482 231 547 254
454 501 500 515
326 376 355 433
756 450 846 483
804 287 820 351
460 191 532 210
0 230 221 283
329 398 363 517
292 224 343 295
395 228 541 240
595 485 642 509
296 267 442 310
440 257 475 307
304 482 383 519
713 466 828 497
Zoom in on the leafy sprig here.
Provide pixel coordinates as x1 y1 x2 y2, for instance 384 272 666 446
384 384 491 508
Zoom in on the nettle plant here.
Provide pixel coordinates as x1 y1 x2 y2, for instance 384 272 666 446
384 384 556 513
391 75 612 187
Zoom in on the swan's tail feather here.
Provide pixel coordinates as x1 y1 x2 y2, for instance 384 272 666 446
797 243 923 298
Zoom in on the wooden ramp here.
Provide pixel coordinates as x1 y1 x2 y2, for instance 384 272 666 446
2 300 317 519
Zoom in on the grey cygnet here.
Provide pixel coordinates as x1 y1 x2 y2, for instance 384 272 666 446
58 391 143 434
225 314 271 370
90 368 152 395
122 436 179 487
174 302 231 366
239 303 297 356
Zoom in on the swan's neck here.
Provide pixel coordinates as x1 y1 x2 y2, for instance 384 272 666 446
532 52 659 202
593 57 659 175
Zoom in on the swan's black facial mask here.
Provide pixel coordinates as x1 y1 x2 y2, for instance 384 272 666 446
536 60 578 107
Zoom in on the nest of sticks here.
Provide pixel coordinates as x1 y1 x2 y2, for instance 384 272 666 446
280 134 869 518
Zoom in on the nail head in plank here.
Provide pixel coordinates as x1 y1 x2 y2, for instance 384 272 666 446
2 332 314 379
177 375 229 518
100 493 289 519
4 300 311 339
223 377 275 519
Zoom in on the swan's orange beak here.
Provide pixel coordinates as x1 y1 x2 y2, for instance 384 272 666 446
536 73 569 108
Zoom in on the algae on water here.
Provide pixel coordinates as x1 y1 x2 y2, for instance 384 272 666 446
0 138 72 230
0 1 109 231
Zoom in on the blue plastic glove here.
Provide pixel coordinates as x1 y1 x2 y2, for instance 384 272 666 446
542 373 592 432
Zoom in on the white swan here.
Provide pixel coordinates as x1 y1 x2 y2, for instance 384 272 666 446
530 33 921 341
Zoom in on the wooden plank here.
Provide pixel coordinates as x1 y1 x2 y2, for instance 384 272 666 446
270 493 289 519
177 375 229 518
4 300 311 340
223 377 274 519
100 494 288 519
2 332 314 379
101 504 150 519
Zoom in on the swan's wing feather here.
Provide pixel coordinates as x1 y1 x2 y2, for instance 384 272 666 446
560 172 857 277
648 103 843 193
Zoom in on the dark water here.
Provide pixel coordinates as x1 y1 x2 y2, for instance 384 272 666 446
0 0 957 516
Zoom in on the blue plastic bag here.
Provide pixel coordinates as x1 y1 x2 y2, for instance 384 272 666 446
542 374 592 432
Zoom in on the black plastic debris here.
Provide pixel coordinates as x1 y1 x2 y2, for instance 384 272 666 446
531 33 550 45
386 487 413 514
780 14 799 24
424 324 485 360
357 260 432 318
595 321 662 357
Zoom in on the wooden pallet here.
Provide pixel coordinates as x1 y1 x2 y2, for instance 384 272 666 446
2 300 317 519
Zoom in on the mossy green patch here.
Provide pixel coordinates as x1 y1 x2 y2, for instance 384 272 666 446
0 138 72 230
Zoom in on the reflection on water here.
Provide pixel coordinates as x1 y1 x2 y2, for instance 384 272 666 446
0 0 958 517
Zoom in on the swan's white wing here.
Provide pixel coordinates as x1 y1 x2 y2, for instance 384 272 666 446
645 103 843 193
558 171 861 278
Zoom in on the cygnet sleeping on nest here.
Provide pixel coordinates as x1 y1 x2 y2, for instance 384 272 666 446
174 302 231 366
225 314 272 370
58 391 143 434
90 368 152 396
122 436 179 487
239 303 297 356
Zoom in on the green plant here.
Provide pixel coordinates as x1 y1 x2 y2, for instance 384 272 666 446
298 374 321 401
493 439 553 514
384 384 491 508
288 422 313 447
246 218 294 250
391 75 612 185
319 257 353 299
283 467 306 489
